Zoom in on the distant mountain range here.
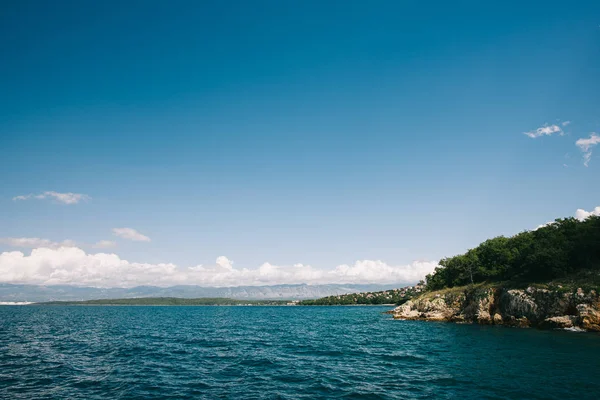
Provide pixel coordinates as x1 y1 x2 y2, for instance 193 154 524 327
0 283 405 302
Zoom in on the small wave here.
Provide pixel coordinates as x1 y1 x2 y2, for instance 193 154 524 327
1 306 599 399
563 326 585 332
378 353 428 364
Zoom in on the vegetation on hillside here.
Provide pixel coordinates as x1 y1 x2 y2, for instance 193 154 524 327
38 297 288 306
299 285 424 305
425 216 600 291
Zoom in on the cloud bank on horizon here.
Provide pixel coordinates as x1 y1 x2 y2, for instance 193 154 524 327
0 249 437 288
1 205 598 288
3 193 435 287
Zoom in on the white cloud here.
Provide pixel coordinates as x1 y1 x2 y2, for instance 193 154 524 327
562 121 571 127
534 222 554 231
536 205 600 229
93 240 117 249
112 228 151 242
575 133 600 167
575 206 600 221
331 259 436 284
12 191 90 205
1 237 121 251
216 256 234 270
523 123 563 138
0 237 77 249
0 248 178 287
0 249 437 288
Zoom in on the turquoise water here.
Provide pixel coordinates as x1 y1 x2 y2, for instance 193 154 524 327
1 306 599 399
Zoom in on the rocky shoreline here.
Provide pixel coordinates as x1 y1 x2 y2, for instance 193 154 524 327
391 285 600 332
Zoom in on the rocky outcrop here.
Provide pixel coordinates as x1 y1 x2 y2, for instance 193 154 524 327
392 286 600 332
578 303 600 332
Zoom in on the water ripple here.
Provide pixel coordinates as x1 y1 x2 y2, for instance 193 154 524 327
1 306 599 399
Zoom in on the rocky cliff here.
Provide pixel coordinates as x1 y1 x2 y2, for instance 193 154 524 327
392 285 600 332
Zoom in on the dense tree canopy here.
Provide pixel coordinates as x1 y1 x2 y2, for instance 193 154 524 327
425 216 600 290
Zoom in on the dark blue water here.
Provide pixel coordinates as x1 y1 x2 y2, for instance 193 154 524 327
1 306 599 399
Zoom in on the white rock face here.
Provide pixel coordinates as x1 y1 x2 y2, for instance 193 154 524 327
501 290 538 320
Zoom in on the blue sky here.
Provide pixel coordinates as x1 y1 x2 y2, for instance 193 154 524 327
1 1 599 286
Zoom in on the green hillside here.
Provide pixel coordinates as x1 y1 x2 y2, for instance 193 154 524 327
425 215 600 291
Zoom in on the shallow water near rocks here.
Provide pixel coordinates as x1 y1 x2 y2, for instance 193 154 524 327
1 305 599 399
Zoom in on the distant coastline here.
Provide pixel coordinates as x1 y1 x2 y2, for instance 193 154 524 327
34 297 289 306
32 298 397 307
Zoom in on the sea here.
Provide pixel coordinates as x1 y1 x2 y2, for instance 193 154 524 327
1 305 599 399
